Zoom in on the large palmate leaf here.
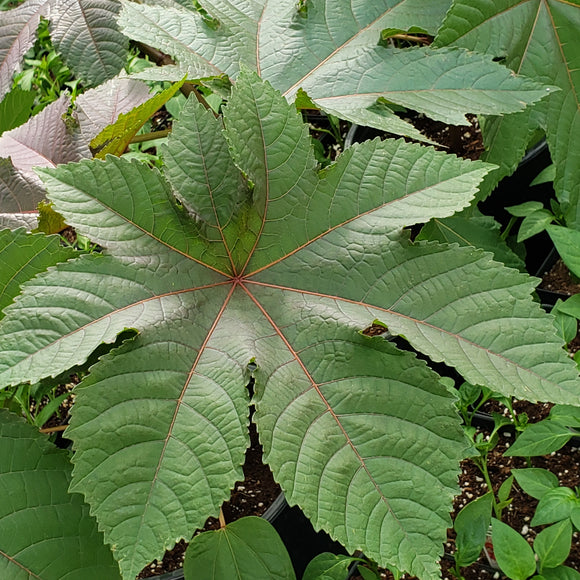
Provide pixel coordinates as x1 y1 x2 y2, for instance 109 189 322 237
0 409 121 579
435 0 580 224
0 73 578 579
118 0 551 140
0 0 127 100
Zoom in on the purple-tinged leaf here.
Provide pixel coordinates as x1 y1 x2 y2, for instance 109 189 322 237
0 94 82 186
0 0 49 101
75 76 152 145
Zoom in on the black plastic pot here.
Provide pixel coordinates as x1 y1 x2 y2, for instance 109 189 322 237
263 494 347 578
534 246 570 307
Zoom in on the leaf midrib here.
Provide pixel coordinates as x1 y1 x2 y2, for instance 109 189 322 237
240 281 406 535
277 6 398 98
244 168 486 278
244 279 567 397
131 283 238 567
0 281 231 384
0 547 43 579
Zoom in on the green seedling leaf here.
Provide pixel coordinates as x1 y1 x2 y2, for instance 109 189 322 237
498 475 514 503
183 516 295 580
0 228 74 319
547 225 580 279
540 567 580 580
0 409 121 579
531 164 556 187
454 492 493 567
517 210 554 243
535 519 572 572
90 79 185 158
119 0 551 141
532 488 580 526
0 72 578 580
551 300 578 345
572 507 580 531
504 421 573 457
554 296 580 322
506 201 545 218
491 518 536 580
303 553 363 580
457 381 483 408
512 468 559 500
435 0 579 219
0 87 35 134
359 566 382 580
549 405 580 429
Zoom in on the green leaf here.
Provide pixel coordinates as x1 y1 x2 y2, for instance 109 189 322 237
535 519 572 571
506 202 546 218
0 71 578 580
554 296 580 321
91 80 185 159
34 200 67 235
0 409 121 579
302 553 361 580
0 87 35 134
504 421 573 456
549 404 580 428
491 518 536 580
435 0 580 221
418 210 525 271
119 0 550 139
182 516 295 580
453 492 493 567
512 468 560 500
498 475 514 503
517 210 554 242
540 567 580 580
0 227 74 319
547 225 580 278
531 164 556 186
532 488 580 526
551 301 578 345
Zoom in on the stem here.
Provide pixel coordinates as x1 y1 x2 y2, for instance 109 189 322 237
39 425 68 433
129 129 171 144
389 33 431 45
500 216 517 241
451 562 466 580
218 508 226 528
475 455 502 519
134 42 216 116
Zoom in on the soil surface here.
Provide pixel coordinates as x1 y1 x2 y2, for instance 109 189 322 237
540 258 580 297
